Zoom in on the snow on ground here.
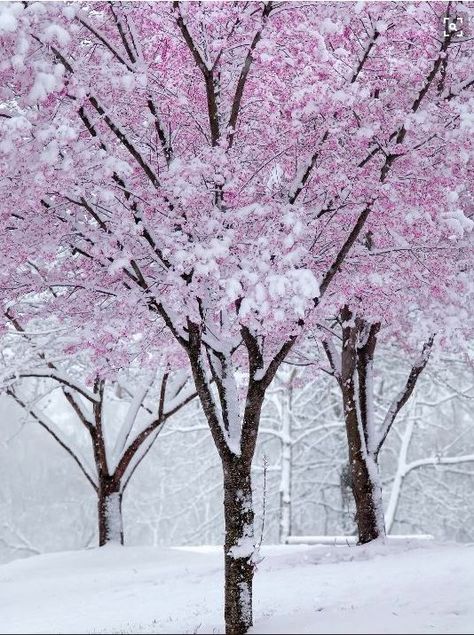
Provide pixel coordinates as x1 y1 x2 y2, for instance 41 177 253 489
1 541 473 634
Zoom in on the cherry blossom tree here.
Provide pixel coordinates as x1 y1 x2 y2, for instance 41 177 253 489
317 171 472 544
317 182 472 543
1 1 473 632
311 0 474 543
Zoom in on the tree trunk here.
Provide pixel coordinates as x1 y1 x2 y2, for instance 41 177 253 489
279 440 292 544
340 309 385 544
346 431 384 544
223 458 255 635
343 376 385 544
185 322 286 634
385 407 416 533
279 383 293 544
98 479 124 546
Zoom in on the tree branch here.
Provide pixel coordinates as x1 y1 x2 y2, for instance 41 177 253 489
173 1 220 145
288 130 329 205
317 203 372 302
7 388 98 492
375 335 435 458
227 1 274 148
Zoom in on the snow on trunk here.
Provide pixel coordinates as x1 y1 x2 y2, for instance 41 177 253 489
341 319 386 544
364 355 376 455
223 459 255 634
111 376 154 468
98 487 124 546
352 364 385 542
209 345 242 456
363 453 386 541
356 356 385 540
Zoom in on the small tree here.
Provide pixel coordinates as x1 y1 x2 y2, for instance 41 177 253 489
2 317 195 546
385 367 474 533
257 367 343 543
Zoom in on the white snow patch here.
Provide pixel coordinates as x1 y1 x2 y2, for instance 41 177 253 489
0 6 19 33
0 542 473 633
229 535 255 559
42 24 71 46
104 493 123 543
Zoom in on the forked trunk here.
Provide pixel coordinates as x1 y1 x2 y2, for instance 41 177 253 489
186 321 284 634
342 371 385 543
341 310 385 544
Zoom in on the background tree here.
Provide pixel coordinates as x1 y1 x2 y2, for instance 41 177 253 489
1 316 196 545
2 347 474 561
321 317 435 542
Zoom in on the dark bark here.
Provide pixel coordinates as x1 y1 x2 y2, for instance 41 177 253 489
186 321 279 634
375 335 434 459
344 437 383 544
223 458 254 635
341 363 384 543
98 477 123 546
340 308 385 544
326 311 433 543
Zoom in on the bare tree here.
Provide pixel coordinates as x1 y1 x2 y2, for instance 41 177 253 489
1 319 196 546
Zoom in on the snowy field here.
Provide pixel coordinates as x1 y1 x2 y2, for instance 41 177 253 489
1 541 473 634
